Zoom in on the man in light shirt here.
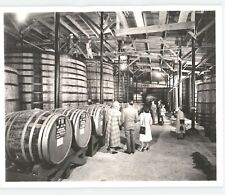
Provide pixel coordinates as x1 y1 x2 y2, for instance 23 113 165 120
122 100 139 154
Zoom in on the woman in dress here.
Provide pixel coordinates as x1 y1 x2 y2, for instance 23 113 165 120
105 101 122 153
139 104 153 151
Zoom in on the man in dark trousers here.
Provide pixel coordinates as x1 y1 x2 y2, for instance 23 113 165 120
121 100 139 154
157 100 162 125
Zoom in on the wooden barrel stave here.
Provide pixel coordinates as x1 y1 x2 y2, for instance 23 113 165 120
6 110 42 163
5 66 20 113
196 80 216 128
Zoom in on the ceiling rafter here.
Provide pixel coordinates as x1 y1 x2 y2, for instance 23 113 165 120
142 12 151 64
65 15 90 37
178 11 190 23
115 21 195 36
79 13 101 35
60 18 79 37
159 11 167 25
78 14 99 37
117 12 129 28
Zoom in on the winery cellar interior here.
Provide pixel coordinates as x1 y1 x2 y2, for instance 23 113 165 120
4 10 216 181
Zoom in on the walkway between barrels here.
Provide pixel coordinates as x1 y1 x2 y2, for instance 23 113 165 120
63 117 216 181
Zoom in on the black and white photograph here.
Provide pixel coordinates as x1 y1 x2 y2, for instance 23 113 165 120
1 6 223 187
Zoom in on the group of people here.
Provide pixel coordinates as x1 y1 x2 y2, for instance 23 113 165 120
149 100 166 125
105 100 160 154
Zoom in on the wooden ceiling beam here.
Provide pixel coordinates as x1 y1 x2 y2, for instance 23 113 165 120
7 14 20 33
196 20 215 38
143 12 151 64
32 27 50 40
4 25 20 39
178 11 190 23
195 52 215 69
38 19 55 32
78 14 99 37
66 15 90 37
79 13 101 34
115 21 195 36
128 57 140 67
159 56 175 71
133 11 144 27
60 18 79 37
117 12 129 28
21 20 39 35
76 45 88 58
159 11 167 25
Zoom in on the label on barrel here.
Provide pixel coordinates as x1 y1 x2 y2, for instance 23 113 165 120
79 113 86 135
57 137 64 147
56 117 66 140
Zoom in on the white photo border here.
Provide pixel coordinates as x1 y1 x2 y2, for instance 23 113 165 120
0 5 223 190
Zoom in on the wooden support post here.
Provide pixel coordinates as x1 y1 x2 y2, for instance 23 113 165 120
172 64 175 112
136 77 138 102
132 64 135 100
168 75 171 112
117 40 122 101
100 12 104 104
127 70 130 102
178 48 182 108
126 56 130 102
149 70 152 84
54 12 60 109
121 74 124 102
191 36 196 130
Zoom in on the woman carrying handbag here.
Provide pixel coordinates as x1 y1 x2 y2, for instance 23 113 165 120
139 104 153 152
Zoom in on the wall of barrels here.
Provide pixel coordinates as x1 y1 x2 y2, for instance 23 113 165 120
86 59 114 103
5 52 88 112
196 75 216 141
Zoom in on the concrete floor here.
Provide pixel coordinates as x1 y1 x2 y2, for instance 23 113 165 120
64 118 216 181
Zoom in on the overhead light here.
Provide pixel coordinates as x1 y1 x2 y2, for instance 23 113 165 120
16 12 29 23
120 63 127 71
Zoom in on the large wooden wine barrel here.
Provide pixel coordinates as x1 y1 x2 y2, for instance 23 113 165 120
5 110 72 165
113 75 127 102
5 66 20 113
86 59 114 102
5 52 88 110
85 104 105 136
196 79 216 128
54 108 91 148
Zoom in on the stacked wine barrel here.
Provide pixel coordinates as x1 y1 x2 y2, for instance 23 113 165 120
54 108 92 149
5 66 20 113
85 104 106 136
5 109 73 165
86 59 114 103
5 52 88 110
